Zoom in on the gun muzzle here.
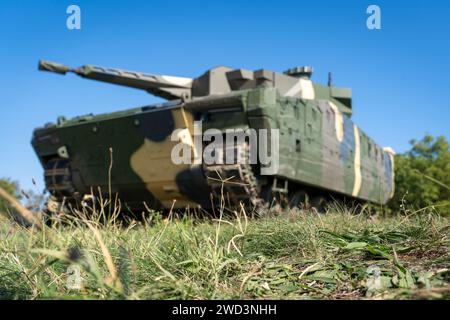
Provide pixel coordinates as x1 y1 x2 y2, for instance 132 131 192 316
38 60 71 75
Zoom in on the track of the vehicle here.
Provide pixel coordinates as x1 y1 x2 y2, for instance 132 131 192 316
202 141 266 214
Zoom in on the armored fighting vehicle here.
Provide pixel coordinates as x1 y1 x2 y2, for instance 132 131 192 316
32 60 395 213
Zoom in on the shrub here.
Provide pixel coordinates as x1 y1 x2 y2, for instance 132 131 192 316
389 135 450 214
0 177 21 213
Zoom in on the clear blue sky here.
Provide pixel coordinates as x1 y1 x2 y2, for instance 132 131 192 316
0 0 449 192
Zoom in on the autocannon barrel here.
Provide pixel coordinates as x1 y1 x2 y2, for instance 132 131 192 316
38 60 72 75
38 60 193 100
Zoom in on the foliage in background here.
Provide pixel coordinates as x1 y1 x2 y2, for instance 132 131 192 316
0 178 21 213
389 135 450 215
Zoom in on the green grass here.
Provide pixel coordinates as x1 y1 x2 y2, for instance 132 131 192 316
0 204 449 300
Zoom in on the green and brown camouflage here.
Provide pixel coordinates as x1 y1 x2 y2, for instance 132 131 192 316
32 60 395 211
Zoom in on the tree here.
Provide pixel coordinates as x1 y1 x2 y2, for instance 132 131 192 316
0 177 21 213
389 135 450 214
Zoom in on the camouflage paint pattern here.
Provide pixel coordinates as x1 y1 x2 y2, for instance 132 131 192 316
32 61 395 209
